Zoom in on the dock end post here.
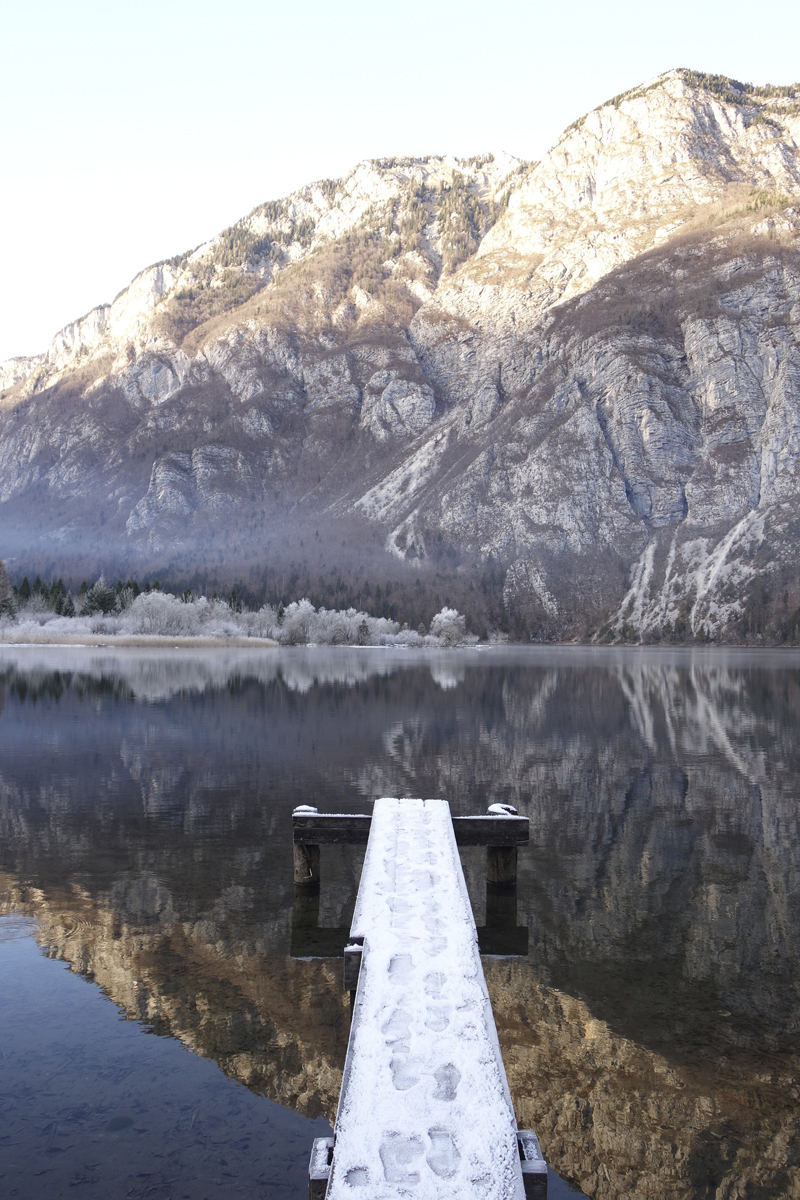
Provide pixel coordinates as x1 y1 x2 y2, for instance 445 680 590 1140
343 938 364 994
517 1130 548 1197
308 1136 334 1199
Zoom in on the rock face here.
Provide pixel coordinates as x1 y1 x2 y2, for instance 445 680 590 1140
2 70 800 640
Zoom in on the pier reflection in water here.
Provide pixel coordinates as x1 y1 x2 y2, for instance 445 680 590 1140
0 645 798 1199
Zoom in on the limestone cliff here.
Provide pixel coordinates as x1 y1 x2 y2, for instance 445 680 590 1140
2 70 800 641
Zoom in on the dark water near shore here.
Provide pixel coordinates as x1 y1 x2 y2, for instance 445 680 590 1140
0 645 798 1200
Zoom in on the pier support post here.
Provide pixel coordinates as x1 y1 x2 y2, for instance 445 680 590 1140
293 806 321 888
290 885 321 958
293 842 320 887
487 844 517 885
478 880 528 955
486 803 519 885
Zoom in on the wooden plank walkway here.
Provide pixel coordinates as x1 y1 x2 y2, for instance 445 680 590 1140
310 797 546 1199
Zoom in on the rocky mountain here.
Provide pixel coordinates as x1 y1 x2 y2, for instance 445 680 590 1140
2 68 800 641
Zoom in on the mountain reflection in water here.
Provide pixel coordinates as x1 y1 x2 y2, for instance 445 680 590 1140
0 645 798 1200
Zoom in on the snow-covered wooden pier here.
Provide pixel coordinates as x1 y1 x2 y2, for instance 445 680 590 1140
294 798 547 1199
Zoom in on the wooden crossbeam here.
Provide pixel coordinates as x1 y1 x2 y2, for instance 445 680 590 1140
292 809 529 847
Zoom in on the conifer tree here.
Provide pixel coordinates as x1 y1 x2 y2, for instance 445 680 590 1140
0 559 12 616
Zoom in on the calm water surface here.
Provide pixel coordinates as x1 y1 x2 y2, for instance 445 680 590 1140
0 645 798 1200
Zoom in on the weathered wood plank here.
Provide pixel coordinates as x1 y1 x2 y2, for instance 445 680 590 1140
454 816 529 847
292 810 529 847
293 813 372 844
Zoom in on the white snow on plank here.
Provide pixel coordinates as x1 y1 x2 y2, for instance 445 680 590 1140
327 797 525 1200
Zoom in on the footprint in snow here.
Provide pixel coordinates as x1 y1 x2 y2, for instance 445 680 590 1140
379 1133 424 1184
433 1062 461 1101
427 1127 460 1178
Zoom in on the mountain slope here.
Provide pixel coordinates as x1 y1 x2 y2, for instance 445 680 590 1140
2 69 800 641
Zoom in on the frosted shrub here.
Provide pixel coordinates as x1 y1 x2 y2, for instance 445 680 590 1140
0 613 103 640
368 616 412 646
238 604 278 639
312 606 355 645
429 607 468 646
121 591 202 636
18 594 53 618
116 586 137 611
89 613 121 634
266 601 430 646
310 606 385 645
280 598 316 644
118 593 246 639
13 601 54 627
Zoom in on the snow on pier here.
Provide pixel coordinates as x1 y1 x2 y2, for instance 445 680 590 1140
314 797 545 1200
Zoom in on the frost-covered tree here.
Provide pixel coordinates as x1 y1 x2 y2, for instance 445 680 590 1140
123 590 202 635
238 604 278 639
429 607 468 646
280 598 316 644
116 586 138 612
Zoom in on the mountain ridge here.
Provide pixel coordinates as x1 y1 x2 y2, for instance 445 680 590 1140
2 67 800 642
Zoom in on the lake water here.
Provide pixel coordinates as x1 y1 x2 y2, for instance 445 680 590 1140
0 645 798 1200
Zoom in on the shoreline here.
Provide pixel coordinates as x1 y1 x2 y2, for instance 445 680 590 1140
0 635 797 653
0 633 280 648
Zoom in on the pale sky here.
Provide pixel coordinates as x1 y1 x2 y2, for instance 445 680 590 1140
2 0 799 363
